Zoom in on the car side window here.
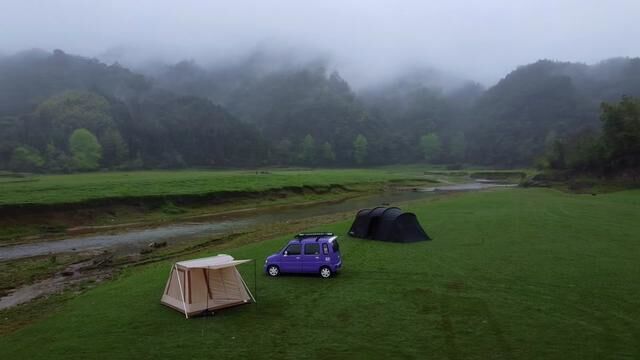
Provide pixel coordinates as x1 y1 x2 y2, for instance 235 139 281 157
284 244 301 255
304 243 320 255
322 243 329 255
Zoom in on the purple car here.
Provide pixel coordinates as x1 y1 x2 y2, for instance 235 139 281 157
264 233 342 278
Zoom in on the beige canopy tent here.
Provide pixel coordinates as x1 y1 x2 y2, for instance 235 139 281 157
161 254 255 318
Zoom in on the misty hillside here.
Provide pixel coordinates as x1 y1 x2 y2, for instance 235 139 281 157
0 50 265 170
468 59 640 165
1 49 640 172
148 53 640 167
0 49 150 116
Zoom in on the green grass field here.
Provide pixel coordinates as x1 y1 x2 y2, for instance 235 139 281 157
1 188 639 359
0 167 435 206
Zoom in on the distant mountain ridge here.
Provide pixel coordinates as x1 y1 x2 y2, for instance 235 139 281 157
1 49 639 169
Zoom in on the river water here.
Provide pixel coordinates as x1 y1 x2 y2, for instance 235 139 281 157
0 181 515 262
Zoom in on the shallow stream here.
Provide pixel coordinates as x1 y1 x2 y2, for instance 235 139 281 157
0 181 515 262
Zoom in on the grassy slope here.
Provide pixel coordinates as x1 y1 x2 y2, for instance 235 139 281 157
1 188 639 359
0 168 428 206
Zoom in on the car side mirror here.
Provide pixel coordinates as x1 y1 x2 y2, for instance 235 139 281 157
283 251 288 256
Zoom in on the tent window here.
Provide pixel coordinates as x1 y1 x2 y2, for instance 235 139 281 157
322 243 329 255
284 244 301 255
304 243 320 255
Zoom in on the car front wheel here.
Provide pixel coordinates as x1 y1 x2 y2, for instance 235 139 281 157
267 265 280 277
319 266 332 278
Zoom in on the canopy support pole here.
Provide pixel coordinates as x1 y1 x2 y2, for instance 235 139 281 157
239 266 256 304
202 269 212 299
175 265 189 319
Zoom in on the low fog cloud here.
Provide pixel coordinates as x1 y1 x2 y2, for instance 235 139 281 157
1 0 639 86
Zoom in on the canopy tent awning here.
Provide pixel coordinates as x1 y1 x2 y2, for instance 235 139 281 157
162 254 255 318
176 255 251 270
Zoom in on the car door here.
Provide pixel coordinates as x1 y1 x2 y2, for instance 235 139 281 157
280 243 302 273
302 242 322 273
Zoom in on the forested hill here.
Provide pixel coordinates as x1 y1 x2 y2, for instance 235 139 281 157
0 49 150 116
1 49 639 172
152 55 640 167
153 60 386 165
0 50 265 171
467 59 640 166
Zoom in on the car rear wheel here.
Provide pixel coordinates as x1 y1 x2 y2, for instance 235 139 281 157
319 266 332 278
267 265 280 277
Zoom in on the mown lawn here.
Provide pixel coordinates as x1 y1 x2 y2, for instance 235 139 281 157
0 167 430 206
1 188 639 359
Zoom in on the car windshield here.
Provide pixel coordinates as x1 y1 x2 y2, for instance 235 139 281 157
331 239 340 253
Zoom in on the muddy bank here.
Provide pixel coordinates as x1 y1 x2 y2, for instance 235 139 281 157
423 170 527 180
0 256 114 310
0 183 352 216
522 171 640 193
469 171 527 181
0 184 351 216
0 183 358 242
0 180 519 262
0 187 442 261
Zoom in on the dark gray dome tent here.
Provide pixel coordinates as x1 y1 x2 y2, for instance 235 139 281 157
348 207 431 243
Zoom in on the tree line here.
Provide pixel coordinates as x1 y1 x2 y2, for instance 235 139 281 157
1 49 639 173
540 96 640 178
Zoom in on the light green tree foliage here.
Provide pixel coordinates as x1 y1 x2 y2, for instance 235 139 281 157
321 141 336 163
300 134 316 164
420 133 441 163
353 134 368 164
69 129 102 171
100 128 129 167
450 132 466 161
36 91 114 147
9 146 44 172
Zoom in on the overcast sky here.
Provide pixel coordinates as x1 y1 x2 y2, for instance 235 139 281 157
1 0 639 86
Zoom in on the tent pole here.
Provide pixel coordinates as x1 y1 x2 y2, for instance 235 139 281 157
254 259 258 306
175 265 189 319
202 269 212 299
239 266 256 303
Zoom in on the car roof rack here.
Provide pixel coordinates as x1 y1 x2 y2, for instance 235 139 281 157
294 232 334 239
